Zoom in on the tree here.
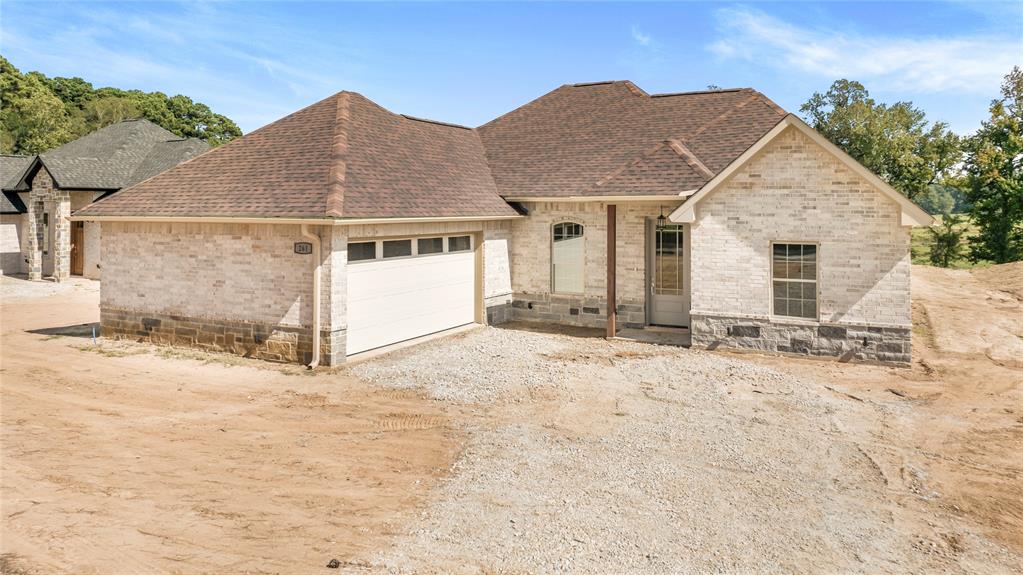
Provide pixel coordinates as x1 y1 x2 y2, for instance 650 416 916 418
915 184 957 215
928 214 966 267
0 57 242 153
0 57 74 154
963 67 1023 264
801 80 961 200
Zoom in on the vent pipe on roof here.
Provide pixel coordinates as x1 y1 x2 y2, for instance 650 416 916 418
301 224 322 369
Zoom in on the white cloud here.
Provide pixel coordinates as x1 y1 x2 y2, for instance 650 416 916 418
631 25 652 47
709 7 1021 94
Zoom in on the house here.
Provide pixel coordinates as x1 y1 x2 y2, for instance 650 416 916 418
74 81 932 366
0 119 209 280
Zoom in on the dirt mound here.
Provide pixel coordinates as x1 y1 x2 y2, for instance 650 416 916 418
973 261 1023 301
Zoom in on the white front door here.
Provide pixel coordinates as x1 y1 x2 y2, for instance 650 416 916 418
649 223 689 327
346 235 477 355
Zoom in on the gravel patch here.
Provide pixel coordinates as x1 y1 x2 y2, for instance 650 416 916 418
350 326 1022 574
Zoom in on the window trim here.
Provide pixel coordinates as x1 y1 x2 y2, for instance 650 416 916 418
346 233 475 264
769 241 820 321
550 220 585 295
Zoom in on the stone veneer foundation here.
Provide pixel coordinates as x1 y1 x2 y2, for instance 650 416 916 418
691 314 911 365
101 308 347 365
506 293 647 329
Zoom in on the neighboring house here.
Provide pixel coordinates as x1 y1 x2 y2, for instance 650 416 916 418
74 81 932 366
0 119 209 280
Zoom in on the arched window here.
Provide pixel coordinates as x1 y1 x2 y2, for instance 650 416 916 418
551 222 584 294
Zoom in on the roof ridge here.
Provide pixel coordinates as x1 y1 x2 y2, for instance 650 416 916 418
325 92 350 218
400 114 472 130
666 139 714 178
650 87 746 98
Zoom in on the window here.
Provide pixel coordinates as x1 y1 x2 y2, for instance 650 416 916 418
551 222 584 294
448 235 471 252
42 212 49 254
349 241 376 262
772 243 817 319
418 237 444 255
382 239 412 258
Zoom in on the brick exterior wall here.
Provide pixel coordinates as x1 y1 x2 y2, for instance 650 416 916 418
688 126 913 364
506 201 679 328
100 221 346 364
99 219 514 365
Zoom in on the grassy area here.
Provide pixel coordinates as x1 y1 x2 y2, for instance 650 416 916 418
911 214 992 269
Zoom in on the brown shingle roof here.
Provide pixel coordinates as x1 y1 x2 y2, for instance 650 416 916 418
79 92 518 219
477 81 786 197
79 81 787 218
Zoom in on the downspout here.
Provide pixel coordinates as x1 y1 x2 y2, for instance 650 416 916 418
301 224 322 369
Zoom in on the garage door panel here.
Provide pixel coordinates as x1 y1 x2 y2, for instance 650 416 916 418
347 251 475 355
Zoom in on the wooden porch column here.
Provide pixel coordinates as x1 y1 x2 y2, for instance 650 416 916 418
606 203 617 338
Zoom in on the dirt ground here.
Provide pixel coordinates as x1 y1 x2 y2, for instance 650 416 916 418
2 264 1021 574
0 277 465 574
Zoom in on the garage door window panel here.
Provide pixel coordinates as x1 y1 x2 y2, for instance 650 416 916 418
349 241 377 262
448 235 471 253
383 239 412 258
418 237 444 255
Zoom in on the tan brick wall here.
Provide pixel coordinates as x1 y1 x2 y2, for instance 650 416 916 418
690 126 911 328
509 201 681 303
100 221 325 328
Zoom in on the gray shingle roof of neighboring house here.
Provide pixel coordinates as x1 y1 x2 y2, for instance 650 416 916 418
1 154 34 213
27 119 211 190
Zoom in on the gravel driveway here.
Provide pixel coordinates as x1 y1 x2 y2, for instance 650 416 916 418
348 326 1022 574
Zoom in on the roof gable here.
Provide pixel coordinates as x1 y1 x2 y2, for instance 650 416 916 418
669 115 935 227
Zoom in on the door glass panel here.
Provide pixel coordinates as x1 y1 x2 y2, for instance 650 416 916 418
654 225 683 295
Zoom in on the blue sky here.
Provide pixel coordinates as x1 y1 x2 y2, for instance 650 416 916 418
2 1 1020 135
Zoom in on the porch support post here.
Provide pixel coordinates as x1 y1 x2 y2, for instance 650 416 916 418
606 203 617 338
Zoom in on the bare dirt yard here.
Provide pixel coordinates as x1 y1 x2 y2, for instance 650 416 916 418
2 264 1021 574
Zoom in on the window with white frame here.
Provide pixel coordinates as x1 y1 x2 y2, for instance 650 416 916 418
772 243 817 319
551 222 584 294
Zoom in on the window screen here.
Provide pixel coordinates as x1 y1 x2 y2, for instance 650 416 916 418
772 243 817 319
418 237 444 255
348 241 376 262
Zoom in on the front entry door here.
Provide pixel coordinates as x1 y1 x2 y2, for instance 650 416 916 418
649 223 689 327
70 221 84 276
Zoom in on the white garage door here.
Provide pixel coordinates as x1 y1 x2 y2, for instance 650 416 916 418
346 234 476 355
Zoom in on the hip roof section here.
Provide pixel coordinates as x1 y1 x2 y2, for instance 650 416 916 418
79 81 789 219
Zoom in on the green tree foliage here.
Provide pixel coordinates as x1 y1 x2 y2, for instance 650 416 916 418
915 184 957 215
963 67 1023 264
0 56 241 154
0 58 75 153
928 214 966 267
801 80 961 200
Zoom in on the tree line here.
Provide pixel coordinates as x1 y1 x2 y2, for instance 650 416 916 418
802 67 1022 266
0 56 241 154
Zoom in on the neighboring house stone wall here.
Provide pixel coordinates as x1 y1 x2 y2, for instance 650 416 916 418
508 201 681 328
0 213 26 274
27 169 70 281
100 222 342 364
688 126 912 364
